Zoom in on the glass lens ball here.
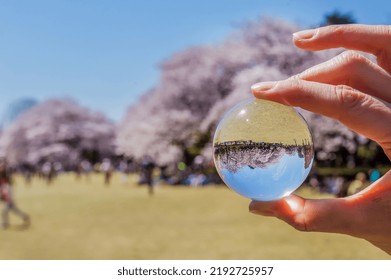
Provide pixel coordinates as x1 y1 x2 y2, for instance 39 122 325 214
213 98 314 201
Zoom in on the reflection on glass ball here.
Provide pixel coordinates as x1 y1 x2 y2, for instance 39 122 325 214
213 98 314 201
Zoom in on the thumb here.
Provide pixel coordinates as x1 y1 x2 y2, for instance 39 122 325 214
249 195 354 234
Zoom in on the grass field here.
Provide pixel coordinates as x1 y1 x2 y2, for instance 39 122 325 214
0 173 389 260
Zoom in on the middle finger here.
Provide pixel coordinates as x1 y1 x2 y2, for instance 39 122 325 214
295 51 391 103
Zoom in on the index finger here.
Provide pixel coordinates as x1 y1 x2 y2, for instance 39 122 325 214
293 24 391 72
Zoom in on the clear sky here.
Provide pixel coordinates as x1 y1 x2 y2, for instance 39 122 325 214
1 0 390 122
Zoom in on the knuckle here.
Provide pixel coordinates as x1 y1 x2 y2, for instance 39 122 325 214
290 216 310 232
337 50 369 70
291 220 307 232
334 85 378 121
324 24 375 40
335 85 365 108
282 212 310 232
285 78 303 91
281 79 306 106
289 74 301 81
323 24 347 38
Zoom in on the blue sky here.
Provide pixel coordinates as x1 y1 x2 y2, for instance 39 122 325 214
1 0 390 122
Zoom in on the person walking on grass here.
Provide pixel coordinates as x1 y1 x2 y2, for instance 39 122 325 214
0 160 30 229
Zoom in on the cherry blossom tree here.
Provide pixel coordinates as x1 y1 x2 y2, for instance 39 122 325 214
0 98 115 168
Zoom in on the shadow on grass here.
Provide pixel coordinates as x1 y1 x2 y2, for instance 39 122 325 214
1 221 31 231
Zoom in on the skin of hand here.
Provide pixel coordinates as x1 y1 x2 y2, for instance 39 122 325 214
250 24 391 254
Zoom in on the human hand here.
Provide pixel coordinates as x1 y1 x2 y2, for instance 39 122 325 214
250 24 391 254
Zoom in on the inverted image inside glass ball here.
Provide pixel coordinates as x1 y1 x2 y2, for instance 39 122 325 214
213 98 314 201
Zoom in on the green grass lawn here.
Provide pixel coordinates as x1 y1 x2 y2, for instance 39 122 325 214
0 173 389 260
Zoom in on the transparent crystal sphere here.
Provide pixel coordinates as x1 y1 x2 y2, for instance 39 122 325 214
213 98 314 201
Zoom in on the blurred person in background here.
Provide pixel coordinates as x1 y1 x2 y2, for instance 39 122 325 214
41 160 55 185
101 158 113 186
118 159 129 185
347 172 369 196
250 24 391 254
0 159 30 229
139 155 155 196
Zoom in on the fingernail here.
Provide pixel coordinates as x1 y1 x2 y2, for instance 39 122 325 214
293 29 317 40
251 81 277 93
